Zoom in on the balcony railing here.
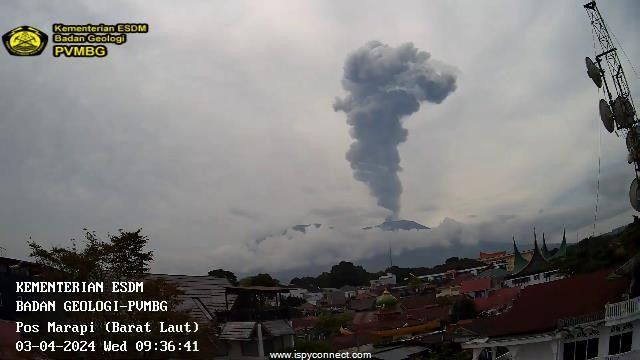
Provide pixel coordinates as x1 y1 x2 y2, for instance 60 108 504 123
495 353 512 360
558 310 605 328
600 350 640 360
605 296 640 324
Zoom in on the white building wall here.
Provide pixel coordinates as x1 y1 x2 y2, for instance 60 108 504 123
633 320 640 351
283 288 307 299
370 273 397 287
344 290 356 299
504 271 563 289
515 341 555 360
599 325 612 357
304 292 323 305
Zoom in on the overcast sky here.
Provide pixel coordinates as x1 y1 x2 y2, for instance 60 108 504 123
1 1 639 277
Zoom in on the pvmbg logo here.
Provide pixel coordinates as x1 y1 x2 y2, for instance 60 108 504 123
2 25 48 56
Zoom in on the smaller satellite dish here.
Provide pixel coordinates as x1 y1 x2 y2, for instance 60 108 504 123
614 96 636 128
599 99 615 132
630 178 640 211
627 129 640 163
586 57 603 88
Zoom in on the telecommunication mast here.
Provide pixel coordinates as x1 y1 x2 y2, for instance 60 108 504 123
583 1 640 210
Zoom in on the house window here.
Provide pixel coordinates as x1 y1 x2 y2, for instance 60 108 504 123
563 338 598 360
609 331 633 355
241 340 259 356
534 274 540 280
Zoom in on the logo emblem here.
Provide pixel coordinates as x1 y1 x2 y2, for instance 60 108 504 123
2 26 48 56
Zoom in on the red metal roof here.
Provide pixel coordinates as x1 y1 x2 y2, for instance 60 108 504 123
460 278 493 294
399 294 436 310
355 292 376 300
442 273 474 289
350 306 442 332
424 305 450 321
473 287 520 312
468 269 628 338
291 316 318 331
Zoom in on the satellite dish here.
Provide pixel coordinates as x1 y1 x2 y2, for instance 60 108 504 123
614 96 636 128
599 99 615 132
586 57 603 88
627 129 640 163
630 178 640 211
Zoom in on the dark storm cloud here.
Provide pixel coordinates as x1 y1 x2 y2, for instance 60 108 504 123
334 41 457 219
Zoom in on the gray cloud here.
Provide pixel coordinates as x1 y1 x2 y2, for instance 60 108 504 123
334 41 457 219
229 208 262 221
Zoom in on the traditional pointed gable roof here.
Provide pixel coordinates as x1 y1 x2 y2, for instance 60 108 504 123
541 232 553 260
550 228 568 260
512 236 528 274
509 231 553 279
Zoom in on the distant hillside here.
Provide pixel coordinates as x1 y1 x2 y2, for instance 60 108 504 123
266 219 640 283
282 216 640 288
555 216 640 275
288 257 485 289
272 239 516 283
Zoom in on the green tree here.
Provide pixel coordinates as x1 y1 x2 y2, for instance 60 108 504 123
445 257 460 265
208 268 238 285
26 229 215 359
407 273 424 292
451 298 477 323
314 261 375 288
239 273 281 287
313 313 353 338
554 217 640 275
290 276 318 290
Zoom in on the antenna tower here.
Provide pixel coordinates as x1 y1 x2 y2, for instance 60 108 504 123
583 1 640 211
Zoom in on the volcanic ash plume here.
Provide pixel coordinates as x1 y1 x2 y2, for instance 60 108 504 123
334 41 457 219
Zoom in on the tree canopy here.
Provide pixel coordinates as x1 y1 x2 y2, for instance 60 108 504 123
291 261 380 289
208 268 238 285
554 216 640 275
26 229 215 359
239 273 281 287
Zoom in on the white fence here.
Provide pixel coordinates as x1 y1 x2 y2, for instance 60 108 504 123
605 297 640 324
